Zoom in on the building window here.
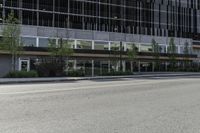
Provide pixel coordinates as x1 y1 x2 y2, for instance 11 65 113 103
140 44 152 52
110 42 121 51
21 37 37 47
58 39 75 49
39 38 56 47
77 40 92 49
126 43 139 51
94 41 109 50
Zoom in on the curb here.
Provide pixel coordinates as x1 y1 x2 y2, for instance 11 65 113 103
1 73 200 84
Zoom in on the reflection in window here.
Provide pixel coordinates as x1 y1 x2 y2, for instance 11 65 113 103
140 44 152 52
159 45 167 53
21 37 36 47
126 43 139 51
58 39 75 49
77 40 92 49
39 38 56 47
110 42 120 51
94 41 109 50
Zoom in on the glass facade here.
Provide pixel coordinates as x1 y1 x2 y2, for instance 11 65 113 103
1 0 200 39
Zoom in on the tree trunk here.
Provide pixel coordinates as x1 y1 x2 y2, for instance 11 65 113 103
11 53 16 71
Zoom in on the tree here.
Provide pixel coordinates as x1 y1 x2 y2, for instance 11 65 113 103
110 43 120 72
127 43 138 72
0 11 23 71
48 38 74 76
168 38 177 71
151 39 161 71
183 41 190 70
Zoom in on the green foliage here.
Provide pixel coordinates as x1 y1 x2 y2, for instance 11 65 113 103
4 71 38 78
168 38 176 54
35 61 65 77
151 39 161 71
68 70 85 77
0 11 23 71
48 38 74 58
183 41 190 70
48 38 74 74
168 38 177 70
183 41 190 55
127 43 138 61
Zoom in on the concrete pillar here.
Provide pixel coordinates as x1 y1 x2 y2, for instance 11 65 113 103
152 62 155 72
108 60 111 73
108 42 111 51
19 0 22 24
37 0 39 26
92 60 94 77
73 60 77 70
131 61 133 72
36 37 39 47
2 0 5 23
165 62 168 72
74 40 77 49
138 61 141 72
123 61 126 72
92 40 95 50
52 0 55 27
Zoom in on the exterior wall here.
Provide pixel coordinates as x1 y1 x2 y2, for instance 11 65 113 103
0 25 192 47
0 55 12 77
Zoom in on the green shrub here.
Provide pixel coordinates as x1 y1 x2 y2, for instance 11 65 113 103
102 71 133 76
68 70 85 77
5 71 38 78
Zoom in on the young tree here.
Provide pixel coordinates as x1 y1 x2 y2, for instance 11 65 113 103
110 43 120 72
151 39 161 71
0 11 23 71
127 43 138 72
48 38 74 75
168 38 177 71
183 41 190 70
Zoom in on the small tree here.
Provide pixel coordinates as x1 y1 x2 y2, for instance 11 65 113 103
127 43 138 72
183 41 190 71
168 38 177 71
0 11 23 71
48 38 74 76
151 39 161 71
110 43 120 72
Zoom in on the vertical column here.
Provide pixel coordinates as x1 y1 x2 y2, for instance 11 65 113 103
138 61 141 72
131 61 133 73
2 0 5 23
37 0 39 26
74 40 77 49
152 62 155 72
92 40 95 50
73 60 77 70
82 1 84 30
108 42 111 51
36 37 39 47
178 45 181 54
67 0 70 28
52 0 55 27
108 60 111 73
165 62 168 72
138 43 141 52
19 0 22 24
122 61 126 72
92 60 94 77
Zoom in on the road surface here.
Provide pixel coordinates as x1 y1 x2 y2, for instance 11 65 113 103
1 76 200 133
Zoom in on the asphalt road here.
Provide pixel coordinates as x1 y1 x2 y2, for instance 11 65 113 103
1 76 200 133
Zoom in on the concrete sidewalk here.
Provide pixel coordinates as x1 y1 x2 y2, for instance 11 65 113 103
1 72 200 84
